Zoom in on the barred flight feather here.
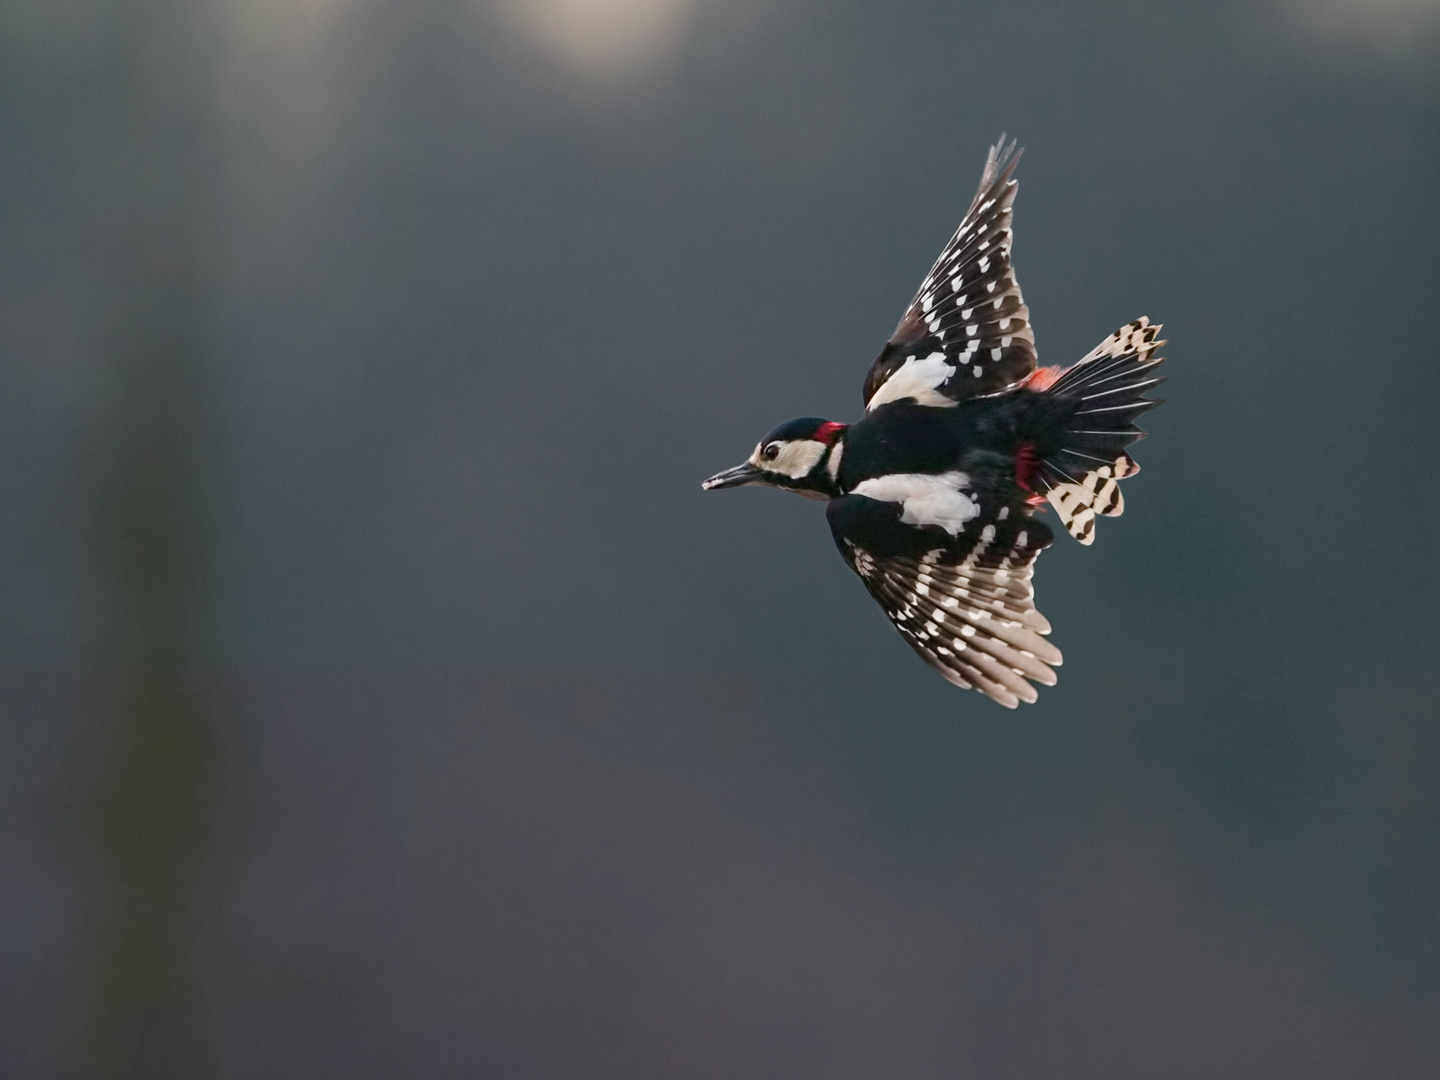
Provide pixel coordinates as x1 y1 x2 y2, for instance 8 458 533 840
832 512 1061 708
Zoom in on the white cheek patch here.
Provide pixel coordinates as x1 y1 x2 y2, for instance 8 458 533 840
752 439 826 479
825 439 844 483
851 470 979 535
866 351 958 410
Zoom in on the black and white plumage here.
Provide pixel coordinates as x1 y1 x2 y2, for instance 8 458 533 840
863 139 1036 407
703 138 1166 707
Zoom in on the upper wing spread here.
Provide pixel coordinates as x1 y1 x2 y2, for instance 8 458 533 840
826 494 1060 708
863 137 1037 410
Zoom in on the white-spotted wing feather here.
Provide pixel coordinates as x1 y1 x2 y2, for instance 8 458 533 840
832 507 1060 708
863 137 1038 409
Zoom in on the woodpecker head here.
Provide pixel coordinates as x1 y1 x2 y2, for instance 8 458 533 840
702 417 847 501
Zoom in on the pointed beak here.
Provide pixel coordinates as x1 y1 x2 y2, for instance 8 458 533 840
702 461 764 491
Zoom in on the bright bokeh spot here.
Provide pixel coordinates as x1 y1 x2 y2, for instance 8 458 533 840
226 0 354 45
1279 0 1440 50
489 0 703 76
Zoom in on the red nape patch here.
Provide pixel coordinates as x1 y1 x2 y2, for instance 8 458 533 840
1014 440 1040 493
813 421 847 445
1020 365 1064 392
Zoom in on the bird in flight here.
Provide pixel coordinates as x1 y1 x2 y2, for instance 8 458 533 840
703 138 1166 707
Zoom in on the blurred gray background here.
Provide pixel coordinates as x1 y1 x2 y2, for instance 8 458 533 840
3 1 1439 1076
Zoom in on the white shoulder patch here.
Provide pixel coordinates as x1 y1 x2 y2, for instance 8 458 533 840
851 470 978 535
867 351 958 410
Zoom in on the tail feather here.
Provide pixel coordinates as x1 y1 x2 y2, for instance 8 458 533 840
1034 318 1165 545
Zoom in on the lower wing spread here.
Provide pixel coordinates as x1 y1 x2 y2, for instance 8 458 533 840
826 494 1060 708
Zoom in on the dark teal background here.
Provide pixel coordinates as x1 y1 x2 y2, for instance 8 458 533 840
2 1 1438 1075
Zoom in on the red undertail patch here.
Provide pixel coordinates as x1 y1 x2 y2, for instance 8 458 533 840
1014 440 1040 493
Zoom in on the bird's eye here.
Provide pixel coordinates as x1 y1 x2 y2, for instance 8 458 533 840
762 443 781 461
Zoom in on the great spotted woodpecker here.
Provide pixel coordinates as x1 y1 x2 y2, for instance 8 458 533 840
703 138 1166 707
